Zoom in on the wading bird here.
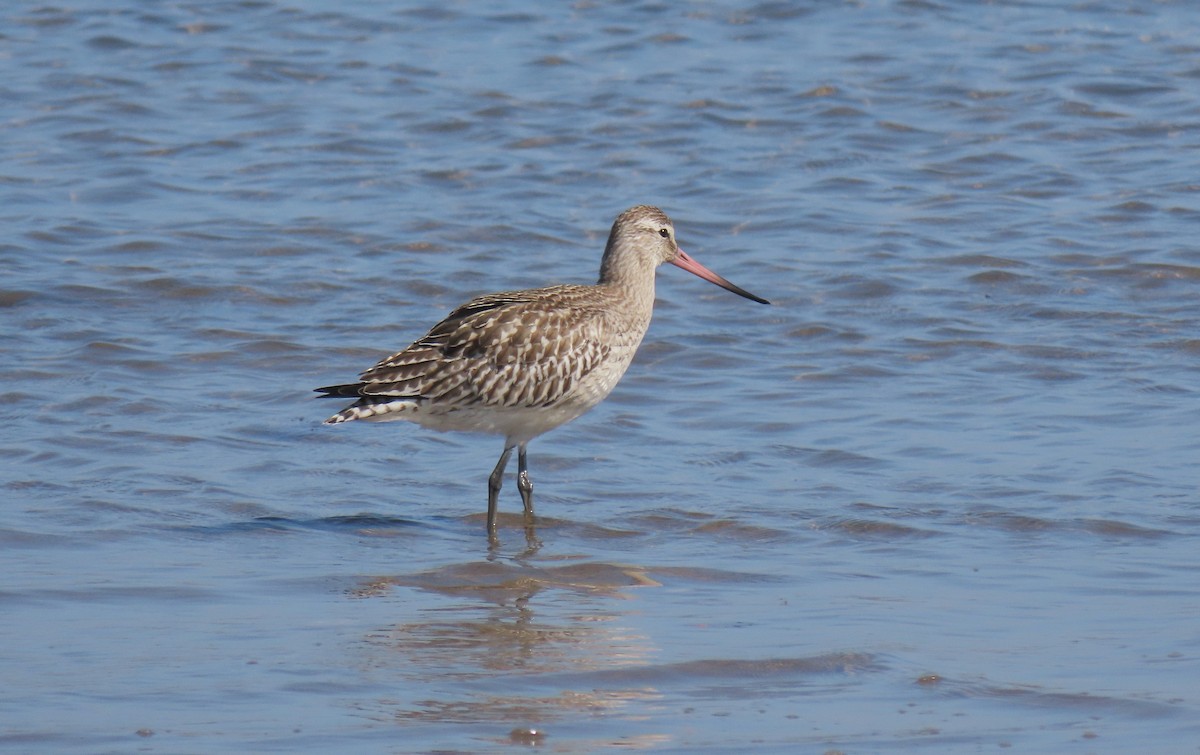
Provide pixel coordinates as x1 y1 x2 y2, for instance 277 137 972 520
316 205 769 535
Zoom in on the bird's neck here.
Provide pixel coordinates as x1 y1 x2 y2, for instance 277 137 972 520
597 242 657 314
598 237 653 283
597 247 657 326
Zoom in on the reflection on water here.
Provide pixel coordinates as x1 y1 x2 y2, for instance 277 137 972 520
356 559 661 735
352 557 880 747
360 563 657 673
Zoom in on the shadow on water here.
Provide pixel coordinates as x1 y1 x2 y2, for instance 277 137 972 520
916 675 1188 721
184 513 438 537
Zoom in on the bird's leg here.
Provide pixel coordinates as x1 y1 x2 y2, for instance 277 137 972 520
487 444 515 533
516 443 535 524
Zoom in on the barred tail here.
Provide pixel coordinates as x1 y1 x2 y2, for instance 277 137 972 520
314 383 365 399
315 383 421 424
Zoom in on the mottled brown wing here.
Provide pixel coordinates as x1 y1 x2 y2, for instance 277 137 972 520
355 285 613 409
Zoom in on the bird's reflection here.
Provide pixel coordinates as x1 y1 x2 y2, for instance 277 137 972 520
484 514 543 559
352 552 662 731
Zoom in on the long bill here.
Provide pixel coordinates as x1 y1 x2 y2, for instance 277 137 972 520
670 249 771 305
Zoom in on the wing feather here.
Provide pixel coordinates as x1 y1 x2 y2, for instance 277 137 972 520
347 285 616 409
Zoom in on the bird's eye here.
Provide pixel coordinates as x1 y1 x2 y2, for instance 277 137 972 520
658 228 670 238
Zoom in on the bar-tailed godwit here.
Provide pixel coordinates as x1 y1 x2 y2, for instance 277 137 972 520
316 205 769 534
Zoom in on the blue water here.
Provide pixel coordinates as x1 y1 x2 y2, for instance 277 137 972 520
3 1 1199 751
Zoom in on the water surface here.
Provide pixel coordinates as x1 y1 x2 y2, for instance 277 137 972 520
3 1 1199 751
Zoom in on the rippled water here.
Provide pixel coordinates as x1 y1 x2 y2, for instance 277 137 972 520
3 1 1199 751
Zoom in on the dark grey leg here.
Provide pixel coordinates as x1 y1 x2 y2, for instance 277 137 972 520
487 444 515 533
516 443 534 522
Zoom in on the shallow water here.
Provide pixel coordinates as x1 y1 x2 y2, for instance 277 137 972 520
3 0 1200 751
